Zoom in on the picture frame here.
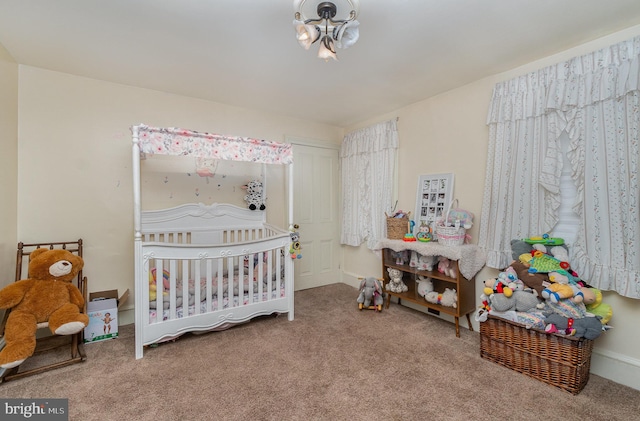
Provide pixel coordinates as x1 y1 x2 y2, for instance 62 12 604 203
414 173 454 233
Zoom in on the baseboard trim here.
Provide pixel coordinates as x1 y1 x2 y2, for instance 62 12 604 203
591 348 640 391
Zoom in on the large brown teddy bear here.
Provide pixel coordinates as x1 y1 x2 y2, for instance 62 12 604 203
0 248 89 368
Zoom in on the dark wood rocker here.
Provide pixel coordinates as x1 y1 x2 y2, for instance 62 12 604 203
0 239 88 383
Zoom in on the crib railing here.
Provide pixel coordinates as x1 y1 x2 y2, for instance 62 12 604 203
141 230 290 326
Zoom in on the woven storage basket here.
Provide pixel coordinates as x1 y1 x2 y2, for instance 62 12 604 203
480 315 593 394
385 213 409 240
435 224 466 246
435 199 467 246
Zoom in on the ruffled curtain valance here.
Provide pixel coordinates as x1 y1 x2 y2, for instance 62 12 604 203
133 124 293 165
487 36 640 124
340 120 399 157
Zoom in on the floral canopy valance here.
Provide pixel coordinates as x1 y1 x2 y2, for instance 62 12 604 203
133 124 293 165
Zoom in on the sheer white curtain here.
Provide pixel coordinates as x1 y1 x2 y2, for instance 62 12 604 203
480 36 640 298
340 119 398 249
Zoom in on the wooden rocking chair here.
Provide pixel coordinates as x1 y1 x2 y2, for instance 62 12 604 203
0 239 88 383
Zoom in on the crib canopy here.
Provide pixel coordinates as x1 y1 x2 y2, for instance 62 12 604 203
132 124 293 165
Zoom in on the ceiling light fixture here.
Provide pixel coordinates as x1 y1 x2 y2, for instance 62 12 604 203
293 0 360 61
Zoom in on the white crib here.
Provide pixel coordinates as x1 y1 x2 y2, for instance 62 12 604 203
132 125 295 359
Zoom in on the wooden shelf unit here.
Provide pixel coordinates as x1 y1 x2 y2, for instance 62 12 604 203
381 248 476 337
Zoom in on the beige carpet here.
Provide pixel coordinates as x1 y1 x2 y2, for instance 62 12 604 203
2 283 639 421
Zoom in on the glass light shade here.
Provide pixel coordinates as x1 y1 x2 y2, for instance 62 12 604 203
318 36 337 61
294 20 319 50
334 20 359 49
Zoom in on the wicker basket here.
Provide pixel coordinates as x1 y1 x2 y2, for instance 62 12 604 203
435 224 466 246
480 315 593 394
435 199 467 246
386 213 410 240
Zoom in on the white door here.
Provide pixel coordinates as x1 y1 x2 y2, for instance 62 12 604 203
290 141 340 290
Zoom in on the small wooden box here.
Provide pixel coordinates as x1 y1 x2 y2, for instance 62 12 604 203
480 315 594 394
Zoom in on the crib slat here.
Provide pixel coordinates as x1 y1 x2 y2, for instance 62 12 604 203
169 260 177 320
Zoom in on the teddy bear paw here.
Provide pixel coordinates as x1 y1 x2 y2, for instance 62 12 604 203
1 358 26 369
54 321 86 336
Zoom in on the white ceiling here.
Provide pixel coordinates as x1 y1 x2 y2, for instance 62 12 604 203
1 0 640 128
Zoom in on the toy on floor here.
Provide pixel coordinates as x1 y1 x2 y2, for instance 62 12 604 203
357 277 385 311
0 248 89 369
386 267 408 293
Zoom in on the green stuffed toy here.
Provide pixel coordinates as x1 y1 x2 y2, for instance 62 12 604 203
585 287 613 325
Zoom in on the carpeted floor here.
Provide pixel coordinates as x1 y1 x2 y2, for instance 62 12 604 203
2 283 639 420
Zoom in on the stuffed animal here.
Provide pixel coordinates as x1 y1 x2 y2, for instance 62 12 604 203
242 180 265 211
509 260 550 296
585 288 613 324
386 267 408 293
541 270 584 303
483 277 513 298
488 289 542 312
415 276 434 298
437 256 457 278
0 248 89 369
289 225 302 259
410 251 436 271
425 288 457 308
394 250 409 265
544 313 603 340
357 277 385 311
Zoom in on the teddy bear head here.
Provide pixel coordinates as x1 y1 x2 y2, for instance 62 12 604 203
28 248 83 283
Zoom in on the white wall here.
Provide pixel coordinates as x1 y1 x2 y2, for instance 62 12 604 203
0 43 18 286
15 66 342 324
341 24 640 391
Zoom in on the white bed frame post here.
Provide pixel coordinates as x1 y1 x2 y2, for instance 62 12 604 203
286 162 295 321
131 125 145 359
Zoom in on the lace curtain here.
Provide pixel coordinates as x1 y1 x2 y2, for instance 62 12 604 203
340 119 398 249
479 36 640 298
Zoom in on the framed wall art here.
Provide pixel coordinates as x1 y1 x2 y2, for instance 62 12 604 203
414 173 454 232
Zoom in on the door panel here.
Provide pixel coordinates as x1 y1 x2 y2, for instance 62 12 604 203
292 143 340 290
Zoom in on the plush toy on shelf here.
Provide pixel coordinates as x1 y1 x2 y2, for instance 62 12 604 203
425 288 457 308
0 248 89 369
415 276 434 298
386 267 408 293
437 256 458 278
410 251 436 271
